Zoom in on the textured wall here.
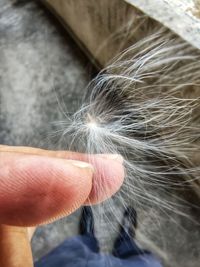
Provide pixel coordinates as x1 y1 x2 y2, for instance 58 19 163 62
43 0 200 67
43 0 155 67
126 0 200 49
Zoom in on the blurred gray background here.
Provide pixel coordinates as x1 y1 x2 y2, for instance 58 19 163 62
1 1 200 267
0 0 94 260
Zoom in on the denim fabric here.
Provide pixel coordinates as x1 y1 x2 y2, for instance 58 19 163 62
35 234 163 267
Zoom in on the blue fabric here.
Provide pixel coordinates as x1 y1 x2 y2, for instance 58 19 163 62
35 234 163 267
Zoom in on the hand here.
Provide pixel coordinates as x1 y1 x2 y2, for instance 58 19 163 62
0 145 124 267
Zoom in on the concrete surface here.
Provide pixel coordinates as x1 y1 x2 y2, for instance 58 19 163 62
126 0 200 50
0 0 93 261
1 1 200 267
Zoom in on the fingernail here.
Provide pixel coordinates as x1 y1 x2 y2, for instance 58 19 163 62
67 160 94 170
97 154 124 163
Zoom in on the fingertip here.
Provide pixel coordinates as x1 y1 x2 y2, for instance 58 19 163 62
0 155 94 226
85 155 125 204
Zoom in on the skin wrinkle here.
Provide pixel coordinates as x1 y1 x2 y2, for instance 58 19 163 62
0 146 124 226
0 155 93 225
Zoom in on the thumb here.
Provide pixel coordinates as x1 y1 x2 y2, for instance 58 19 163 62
0 153 93 226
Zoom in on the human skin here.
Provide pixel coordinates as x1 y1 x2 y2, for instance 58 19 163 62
0 145 125 267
